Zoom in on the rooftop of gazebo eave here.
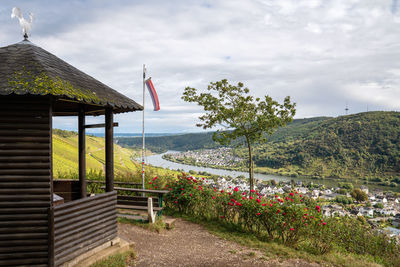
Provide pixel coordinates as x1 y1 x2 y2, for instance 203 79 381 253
0 40 143 114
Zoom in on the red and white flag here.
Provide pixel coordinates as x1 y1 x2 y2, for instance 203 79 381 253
145 78 160 111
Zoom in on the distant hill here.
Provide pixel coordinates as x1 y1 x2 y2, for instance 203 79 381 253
116 117 331 153
117 112 400 181
116 131 219 153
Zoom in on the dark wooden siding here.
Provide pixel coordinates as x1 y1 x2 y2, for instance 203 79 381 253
0 96 51 267
53 191 117 266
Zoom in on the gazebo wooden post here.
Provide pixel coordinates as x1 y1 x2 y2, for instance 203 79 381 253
78 104 87 198
105 107 114 192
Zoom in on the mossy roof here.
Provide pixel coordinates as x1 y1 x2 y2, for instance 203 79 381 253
0 40 143 114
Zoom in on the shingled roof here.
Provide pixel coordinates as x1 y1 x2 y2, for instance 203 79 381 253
0 40 142 115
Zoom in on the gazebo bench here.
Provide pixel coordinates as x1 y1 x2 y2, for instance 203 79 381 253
104 187 169 222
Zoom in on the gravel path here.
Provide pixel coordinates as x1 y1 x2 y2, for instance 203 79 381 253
118 218 321 267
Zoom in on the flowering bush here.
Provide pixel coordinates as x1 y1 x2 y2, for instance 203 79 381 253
162 174 324 246
156 174 400 265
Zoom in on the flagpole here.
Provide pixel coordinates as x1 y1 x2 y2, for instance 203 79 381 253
142 64 146 192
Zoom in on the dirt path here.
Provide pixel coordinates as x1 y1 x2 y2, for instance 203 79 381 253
118 218 321 267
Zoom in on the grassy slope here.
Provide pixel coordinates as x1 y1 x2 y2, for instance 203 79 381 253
52 129 177 180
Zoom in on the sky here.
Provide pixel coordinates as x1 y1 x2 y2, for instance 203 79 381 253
1 0 400 133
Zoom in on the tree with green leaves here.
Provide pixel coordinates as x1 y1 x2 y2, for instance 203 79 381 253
182 79 296 192
351 188 368 202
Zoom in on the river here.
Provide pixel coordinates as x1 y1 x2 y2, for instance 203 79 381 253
143 151 400 192
144 151 292 182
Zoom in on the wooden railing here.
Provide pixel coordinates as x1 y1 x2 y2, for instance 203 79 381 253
53 191 117 266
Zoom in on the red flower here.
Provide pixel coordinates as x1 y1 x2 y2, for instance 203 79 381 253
289 192 294 196
181 188 184 190
275 195 278 198
242 192 246 195
323 222 327 225
256 212 261 216
250 189 256 193
290 228 294 231
212 196 216 200
221 190 224 193
270 203 273 207
256 199 261 203
149 182 152 184
231 198 236 202
169 188 172 191
155 186 158 189
190 193 192 197
153 176 158 181
220 216 225 219
242 197 246 200
233 187 239 192
249 196 254 200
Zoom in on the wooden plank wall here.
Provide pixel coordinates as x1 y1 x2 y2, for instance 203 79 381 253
0 96 52 266
53 191 117 266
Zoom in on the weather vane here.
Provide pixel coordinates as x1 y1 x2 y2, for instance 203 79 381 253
11 7 34 40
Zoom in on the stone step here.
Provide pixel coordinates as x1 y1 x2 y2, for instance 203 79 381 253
164 218 176 229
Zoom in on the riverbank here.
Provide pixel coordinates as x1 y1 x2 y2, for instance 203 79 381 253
145 151 400 193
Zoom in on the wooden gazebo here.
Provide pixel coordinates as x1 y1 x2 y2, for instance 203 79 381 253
0 39 142 266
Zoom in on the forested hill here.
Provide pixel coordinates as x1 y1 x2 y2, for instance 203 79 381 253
117 112 400 179
258 111 400 178
116 116 331 153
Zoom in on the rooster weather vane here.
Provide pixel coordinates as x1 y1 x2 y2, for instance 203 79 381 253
11 7 34 40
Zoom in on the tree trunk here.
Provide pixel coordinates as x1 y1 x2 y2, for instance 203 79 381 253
246 136 254 195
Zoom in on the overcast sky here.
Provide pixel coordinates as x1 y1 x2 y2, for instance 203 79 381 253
1 0 400 133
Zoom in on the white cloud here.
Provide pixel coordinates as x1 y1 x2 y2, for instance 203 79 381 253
1 0 400 132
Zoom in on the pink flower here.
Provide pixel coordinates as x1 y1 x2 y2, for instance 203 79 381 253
323 222 327 225
270 203 273 207
190 193 192 197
